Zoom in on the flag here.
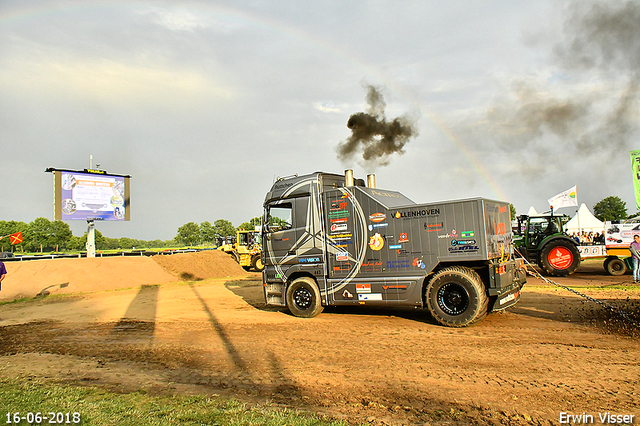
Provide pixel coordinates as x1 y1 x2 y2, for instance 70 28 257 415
548 186 578 210
630 149 640 210
9 232 22 245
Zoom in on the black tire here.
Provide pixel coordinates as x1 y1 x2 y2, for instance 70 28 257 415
425 266 488 327
252 254 265 272
603 256 617 272
286 277 323 318
539 239 580 276
606 258 627 276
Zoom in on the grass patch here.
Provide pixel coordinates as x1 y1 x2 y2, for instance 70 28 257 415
0 376 349 426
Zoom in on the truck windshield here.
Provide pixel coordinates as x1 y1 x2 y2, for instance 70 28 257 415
266 203 292 232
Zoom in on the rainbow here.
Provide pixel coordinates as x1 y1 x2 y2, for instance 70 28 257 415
1 0 508 201
420 111 508 201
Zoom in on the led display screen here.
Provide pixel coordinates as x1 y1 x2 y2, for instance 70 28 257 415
52 169 130 221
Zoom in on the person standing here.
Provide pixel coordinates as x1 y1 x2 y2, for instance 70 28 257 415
0 260 6 291
630 235 640 283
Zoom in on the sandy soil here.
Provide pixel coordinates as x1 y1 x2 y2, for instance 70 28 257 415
0 250 247 302
0 255 638 425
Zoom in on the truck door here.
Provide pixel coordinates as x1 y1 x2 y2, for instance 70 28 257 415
263 201 298 266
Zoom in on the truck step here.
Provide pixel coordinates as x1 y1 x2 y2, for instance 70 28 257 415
266 294 285 306
265 283 285 306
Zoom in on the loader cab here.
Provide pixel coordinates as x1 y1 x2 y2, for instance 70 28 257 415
237 230 261 249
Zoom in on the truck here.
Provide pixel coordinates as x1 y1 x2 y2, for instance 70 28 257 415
261 170 526 327
599 220 639 275
513 213 581 276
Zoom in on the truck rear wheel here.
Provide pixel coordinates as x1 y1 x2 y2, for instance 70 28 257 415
252 254 265 272
539 240 580 276
425 266 488 327
286 277 323 318
603 256 617 272
606 258 627 276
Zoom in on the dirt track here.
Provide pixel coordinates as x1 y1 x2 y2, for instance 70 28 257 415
0 255 638 425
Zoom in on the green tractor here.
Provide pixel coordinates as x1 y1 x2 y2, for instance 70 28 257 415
513 213 581 276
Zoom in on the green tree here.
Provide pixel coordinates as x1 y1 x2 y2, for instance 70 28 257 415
94 229 107 248
593 196 628 222
213 219 236 240
176 222 201 246
102 237 119 250
200 221 216 245
510 204 516 221
68 235 84 251
149 239 164 248
238 216 262 231
118 237 135 249
68 229 107 251
25 217 72 251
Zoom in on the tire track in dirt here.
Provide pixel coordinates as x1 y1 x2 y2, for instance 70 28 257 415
0 259 639 425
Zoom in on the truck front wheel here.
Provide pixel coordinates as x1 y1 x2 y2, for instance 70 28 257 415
539 240 580 276
286 277 323 318
425 266 488 327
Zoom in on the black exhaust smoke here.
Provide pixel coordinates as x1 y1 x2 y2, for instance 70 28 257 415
337 85 418 168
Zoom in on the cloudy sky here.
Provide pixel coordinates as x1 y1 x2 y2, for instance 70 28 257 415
1 0 639 240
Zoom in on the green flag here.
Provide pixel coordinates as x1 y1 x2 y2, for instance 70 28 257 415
630 149 640 210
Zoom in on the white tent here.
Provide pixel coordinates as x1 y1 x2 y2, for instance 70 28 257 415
527 206 539 216
564 203 605 234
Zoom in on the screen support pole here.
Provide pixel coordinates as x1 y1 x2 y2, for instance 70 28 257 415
86 219 96 258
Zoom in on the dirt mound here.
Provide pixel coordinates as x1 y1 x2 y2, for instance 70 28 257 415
151 250 249 281
0 250 249 303
1 256 178 302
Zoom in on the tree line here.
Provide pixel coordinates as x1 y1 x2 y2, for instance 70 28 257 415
0 216 261 253
174 217 261 246
0 196 634 253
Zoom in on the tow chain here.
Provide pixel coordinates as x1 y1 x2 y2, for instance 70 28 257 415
515 250 638 325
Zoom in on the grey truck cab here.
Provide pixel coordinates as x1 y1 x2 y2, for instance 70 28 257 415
261 170 526 327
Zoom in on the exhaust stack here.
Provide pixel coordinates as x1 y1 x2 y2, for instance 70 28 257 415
345 169 354 187
367 174 376 189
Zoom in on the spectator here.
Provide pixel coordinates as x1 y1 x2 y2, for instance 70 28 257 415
0 259 6 291
630 235 640 283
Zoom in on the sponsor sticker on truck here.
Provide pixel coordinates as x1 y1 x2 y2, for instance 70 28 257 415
369 213 386 222
331 223 348 232
356 283 371 293
358 293 383 301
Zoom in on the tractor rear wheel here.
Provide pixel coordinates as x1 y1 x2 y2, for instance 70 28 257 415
539 240 580 276
425 266 488 327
